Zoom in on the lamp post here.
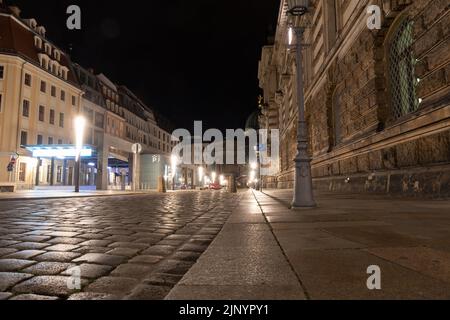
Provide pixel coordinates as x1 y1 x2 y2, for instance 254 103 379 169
131 143 142 192
253 146 263 192
287 0 316 209
74 115 86 193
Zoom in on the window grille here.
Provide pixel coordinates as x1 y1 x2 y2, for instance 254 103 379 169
388 19 418 120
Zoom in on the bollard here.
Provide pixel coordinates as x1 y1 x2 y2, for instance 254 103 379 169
228 175 237 193
158 176 166 193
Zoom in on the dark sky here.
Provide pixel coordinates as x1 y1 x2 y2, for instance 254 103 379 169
9 0 279 132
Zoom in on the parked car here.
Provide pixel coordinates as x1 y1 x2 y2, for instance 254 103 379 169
209 182 222 190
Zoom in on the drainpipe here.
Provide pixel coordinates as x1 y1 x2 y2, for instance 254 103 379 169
14 61 28 184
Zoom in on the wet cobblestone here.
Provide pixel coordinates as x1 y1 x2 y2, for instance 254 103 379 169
0 191 238 299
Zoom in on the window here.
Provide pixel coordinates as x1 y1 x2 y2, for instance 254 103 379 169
20 131 28 146
48 137 54 145
49 109 55 125
0 65 4 79
59 113 64 128
56 166 62 183
72 96 76 106
24 73 32 86
58 139 63 145
332 86 343 146
95 113 105 129
44 43 52 56
19 163 27 182
46 165 51 183
54 50 61 61
39 106 45 122
40 81 46 93
94 130 103 146
22 100 30 117
37 26 46 37
389 18 418 120
84 108 94 123
51 86 56 97
86 129 93 145
61 90 65 101
34 36 42 49
37 134 43 145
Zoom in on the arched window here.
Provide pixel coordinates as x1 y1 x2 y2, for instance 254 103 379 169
388 18 418 120
37 26 46 37
44 43 52 56
34 36 42 49
53 50 61 62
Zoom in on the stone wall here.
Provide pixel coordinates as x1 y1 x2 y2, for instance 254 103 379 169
261 0 450 197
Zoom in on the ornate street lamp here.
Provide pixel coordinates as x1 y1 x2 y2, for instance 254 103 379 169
287 0 309 16
287 0 316 209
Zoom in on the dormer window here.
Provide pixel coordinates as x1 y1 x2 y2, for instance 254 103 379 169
60 67 69 80
25 19 38 30
49 60 60 76
36 26 46 37
53 50 61 62
34 36 42 49
44 43 52 56
38 53 50 70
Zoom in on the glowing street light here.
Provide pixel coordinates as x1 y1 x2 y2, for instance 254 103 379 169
211 172 217 184
74 115 86 193
198 167 204 184
249 170 256 184
288 27 294 45
250 162 258 170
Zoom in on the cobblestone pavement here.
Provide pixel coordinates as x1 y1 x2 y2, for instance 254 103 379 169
0 191 239 300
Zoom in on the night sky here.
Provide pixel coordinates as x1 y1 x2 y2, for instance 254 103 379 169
9 0 279 132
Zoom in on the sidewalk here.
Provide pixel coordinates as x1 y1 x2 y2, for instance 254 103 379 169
0 186 145 201
167 189 450 300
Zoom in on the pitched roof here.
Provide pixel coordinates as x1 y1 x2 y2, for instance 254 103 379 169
0 12 79 86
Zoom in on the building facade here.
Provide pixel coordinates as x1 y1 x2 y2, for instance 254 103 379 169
258 0 450 197
0 4 83 191
0 2 175 191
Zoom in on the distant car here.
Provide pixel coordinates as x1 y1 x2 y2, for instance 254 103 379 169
209 183 222 190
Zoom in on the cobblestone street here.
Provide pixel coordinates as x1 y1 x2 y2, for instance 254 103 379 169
0 191 238 300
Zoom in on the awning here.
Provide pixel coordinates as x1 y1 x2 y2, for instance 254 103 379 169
24 145 95 159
